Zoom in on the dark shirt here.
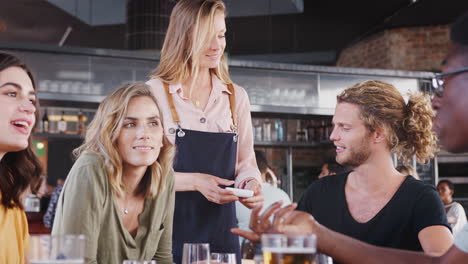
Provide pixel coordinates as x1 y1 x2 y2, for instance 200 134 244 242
297 172 450 252
43 183 63 229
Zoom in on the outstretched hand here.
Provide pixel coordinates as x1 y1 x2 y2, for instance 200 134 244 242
231 201 317 242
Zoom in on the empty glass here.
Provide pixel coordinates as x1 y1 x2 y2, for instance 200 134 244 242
28 234 85 263
182 243 210 264
211 252 236 264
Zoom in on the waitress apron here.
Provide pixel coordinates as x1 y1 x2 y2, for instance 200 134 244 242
163 83 241 264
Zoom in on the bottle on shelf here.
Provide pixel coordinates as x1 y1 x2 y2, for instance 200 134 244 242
40 108 49 133
274 119 285 142
306 120 316 143
263 119 271 142
253 118 263 142
77 110 86 135
296 120 307 142
58 111 67 134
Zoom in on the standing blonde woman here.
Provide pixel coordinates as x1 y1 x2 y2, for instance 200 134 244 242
0 52 42 264
146 0 263 263
52 82 175 264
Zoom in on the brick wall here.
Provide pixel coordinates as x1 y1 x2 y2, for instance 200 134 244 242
336 25 450 71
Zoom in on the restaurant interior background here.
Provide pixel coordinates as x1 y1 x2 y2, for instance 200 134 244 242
2 0 468 232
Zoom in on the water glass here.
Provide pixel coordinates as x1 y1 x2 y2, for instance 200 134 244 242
123 261 157 264
211 252 236 264
182 243 210 264
28 234 85 263
261 234 316 264
316 253 333 264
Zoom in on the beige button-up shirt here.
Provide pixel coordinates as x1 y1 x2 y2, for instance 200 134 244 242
146 75 261 186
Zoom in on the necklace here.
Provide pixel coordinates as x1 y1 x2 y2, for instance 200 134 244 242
123 191 130 215
194 99 201 108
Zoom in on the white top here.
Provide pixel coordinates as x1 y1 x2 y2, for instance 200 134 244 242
445 202 467 235
454 223 468 253
236 183 291 243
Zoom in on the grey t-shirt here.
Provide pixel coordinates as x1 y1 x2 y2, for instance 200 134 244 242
455 223 468 253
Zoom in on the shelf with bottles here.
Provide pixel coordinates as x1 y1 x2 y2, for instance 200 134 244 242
33 106 95 139
251 116 334 148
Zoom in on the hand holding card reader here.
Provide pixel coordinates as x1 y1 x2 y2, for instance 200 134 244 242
226 187 254 198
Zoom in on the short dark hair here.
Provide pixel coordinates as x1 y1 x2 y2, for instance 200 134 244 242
255 150 269 174
0 52 43 209
438 180 455 192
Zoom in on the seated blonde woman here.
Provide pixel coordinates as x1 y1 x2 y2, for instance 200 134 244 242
52 82 175 264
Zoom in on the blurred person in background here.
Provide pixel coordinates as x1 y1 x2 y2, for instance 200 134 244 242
146 0 263 263
43 178 64 229
0 52 42 264
52 83 175 264
437 180 467 235
318 158 349 179
236 150 290 247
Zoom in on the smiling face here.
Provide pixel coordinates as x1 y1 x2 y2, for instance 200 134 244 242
116 96 164 171
330 103 372 168
0 66 36 158
198 11 226 70
432 45 468 153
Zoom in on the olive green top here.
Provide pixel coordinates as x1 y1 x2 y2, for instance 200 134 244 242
52 153 174 264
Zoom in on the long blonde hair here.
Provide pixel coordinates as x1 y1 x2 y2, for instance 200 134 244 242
74 82 175 198
337 80 438 165
151 0 231 93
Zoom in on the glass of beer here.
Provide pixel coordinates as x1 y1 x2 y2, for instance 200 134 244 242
262 234 317 264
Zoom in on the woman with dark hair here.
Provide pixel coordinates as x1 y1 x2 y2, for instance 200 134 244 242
0 52 43 263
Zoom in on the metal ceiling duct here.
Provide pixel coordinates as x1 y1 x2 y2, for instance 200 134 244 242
46 0 304 26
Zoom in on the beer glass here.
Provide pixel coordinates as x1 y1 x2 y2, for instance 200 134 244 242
211 252 236 264
262 234 317 264
28 234 86 264
181 243 210 264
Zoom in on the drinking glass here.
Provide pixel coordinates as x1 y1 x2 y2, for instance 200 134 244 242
261 234 316 264
28 234 86 264
316 253 333 264
210 252 236 264
181 243 210 264
123 261 157 264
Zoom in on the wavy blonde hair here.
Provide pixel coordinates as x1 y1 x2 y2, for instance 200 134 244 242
337 80 438 165
151 0 231 93
74 82 175 198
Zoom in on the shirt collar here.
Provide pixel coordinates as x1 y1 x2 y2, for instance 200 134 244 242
168 74 232 96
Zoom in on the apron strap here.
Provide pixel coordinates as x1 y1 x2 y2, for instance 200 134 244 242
163 82 238 130
227 83 237 129
163 82 181 124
